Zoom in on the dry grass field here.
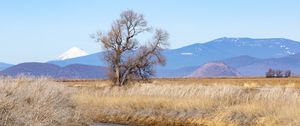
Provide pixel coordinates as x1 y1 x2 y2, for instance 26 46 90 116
68 77 300 126
1 76 300 126
0 76 90 126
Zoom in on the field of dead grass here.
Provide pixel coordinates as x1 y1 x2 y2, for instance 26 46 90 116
69 77 300 126
0 76 90 126
1 77 300 126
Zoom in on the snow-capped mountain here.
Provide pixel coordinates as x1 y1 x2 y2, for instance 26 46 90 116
57 47 88 60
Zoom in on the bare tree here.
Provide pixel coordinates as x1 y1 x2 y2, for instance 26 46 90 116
284 70 292 77
275 70 283 77
266 69 292 78
93 10 169 86
266 68 275 78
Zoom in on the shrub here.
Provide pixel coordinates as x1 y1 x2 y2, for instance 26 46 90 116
284 70 292 77
266 69 275 78
266 69 291 78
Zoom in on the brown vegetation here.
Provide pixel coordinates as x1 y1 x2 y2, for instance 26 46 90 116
71 77 300 126
2 77 300 125
0 76 89 126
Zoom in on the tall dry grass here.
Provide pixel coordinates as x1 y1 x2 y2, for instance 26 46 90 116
1 76 300 126
0 76 90 126
73 82 300 126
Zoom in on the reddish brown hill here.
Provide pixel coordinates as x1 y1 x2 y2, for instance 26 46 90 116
188 62 240 77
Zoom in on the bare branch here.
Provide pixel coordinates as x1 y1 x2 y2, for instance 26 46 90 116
93 10 169 86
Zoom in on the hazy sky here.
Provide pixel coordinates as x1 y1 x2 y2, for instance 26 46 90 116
1 0 300 64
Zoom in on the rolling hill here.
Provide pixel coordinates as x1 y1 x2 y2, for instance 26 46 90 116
188 62 240 77
0 63 107 79
0 62 60 77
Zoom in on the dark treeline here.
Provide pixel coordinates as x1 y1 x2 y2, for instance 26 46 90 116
266 69 291 78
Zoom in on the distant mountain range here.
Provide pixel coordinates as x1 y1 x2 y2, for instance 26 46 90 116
49 37 300 69
1 37 300 78
162 52 300 77
222 53 300 76
0 63 106 79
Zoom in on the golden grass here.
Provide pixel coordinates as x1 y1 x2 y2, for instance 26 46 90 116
2 77 300 125
62 77 300 87
71 78 300 126
0 76 90 126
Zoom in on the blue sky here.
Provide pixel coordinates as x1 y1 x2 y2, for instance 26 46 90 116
1 0 300 64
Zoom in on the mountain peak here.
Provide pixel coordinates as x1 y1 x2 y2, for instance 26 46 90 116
57 47 88 60
213 37 253 42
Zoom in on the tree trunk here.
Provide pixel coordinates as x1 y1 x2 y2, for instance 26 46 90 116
120 69 130 86
115 65 121 86
115 52 122 86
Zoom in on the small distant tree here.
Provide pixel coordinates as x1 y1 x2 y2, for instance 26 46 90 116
93 10 169 86
275 70 283 77
284 70 292 77
266 68 275 78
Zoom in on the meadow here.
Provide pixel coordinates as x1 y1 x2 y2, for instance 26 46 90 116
1 76 300 126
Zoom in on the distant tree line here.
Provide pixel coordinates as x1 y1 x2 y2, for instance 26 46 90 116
266 69 291 78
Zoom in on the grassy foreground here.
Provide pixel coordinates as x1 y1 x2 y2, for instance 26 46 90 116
0 76 90 126
1 77 300 125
